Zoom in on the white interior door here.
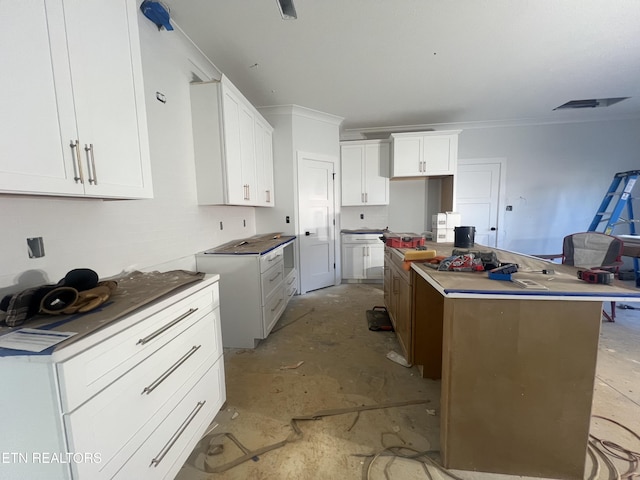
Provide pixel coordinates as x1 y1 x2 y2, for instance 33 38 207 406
456 159 505 247
298 154 336 293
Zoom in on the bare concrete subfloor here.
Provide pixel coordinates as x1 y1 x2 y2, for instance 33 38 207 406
176 283 640 480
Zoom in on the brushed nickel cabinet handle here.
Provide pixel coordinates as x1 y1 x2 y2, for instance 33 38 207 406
268 252 282 262
150 400 206 467
136 308 199 345
89 144 98 184
270 298 283 313
141 345 201 395
70 140 84 183
287 276 295 285
269 271 282 282
266 189 271 203
84 144 97 184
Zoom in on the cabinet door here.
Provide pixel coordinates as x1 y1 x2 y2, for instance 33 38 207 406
0 0 83 196
383 262 391 308
395 273 412 361
363 143 389 205
365 244 385 279
255 120 274 206
340 145 365 206
392 136 423 177
423 135 455 175
221 89 245 204
63 0 152 198
342 244 366 279
238 104 257 204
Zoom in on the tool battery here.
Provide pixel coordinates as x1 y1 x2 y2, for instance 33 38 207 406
577 269 614 284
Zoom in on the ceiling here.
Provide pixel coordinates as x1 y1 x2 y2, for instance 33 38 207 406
163 0 640 133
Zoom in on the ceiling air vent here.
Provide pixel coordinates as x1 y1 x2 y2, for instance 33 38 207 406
276 0 297 19
554 97 629 110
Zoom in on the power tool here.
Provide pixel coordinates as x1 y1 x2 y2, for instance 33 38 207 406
577 269 614 284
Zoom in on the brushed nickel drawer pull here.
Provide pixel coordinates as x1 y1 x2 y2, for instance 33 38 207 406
150 400 206 467
270 298 283 313
287 276 295 285
136 308 199 345
88 144 98 185
141 345 201 395
84 144 97 185
70 140 84 183
269 271 282 282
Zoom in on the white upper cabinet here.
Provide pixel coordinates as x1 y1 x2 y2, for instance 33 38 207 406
390 130 461 178
341 140 389 206
190 76 275 207
0 0 152 199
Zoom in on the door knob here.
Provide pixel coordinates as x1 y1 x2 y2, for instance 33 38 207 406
305 231 311 236
490 227 497 231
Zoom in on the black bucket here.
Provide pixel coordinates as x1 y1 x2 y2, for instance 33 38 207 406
454 226 476 248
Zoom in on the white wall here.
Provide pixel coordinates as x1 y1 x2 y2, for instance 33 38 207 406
0 12 256 291
256 105 343 236
458 119 640 255
341 206 389 231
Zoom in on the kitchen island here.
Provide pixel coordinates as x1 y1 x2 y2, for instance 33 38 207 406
385 241 640 479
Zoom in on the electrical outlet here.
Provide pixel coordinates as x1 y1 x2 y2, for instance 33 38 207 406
506 205 513 211
286 216 290 224
360 213 364 220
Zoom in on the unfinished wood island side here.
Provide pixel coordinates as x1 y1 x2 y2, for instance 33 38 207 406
390 241 640 479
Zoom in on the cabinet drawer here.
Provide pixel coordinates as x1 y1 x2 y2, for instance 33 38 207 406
112 356 225 480
58 284 219 413
342 234 381 243
65 309 222 479
260 246 284 273
261 262 284 303
263 286 285 336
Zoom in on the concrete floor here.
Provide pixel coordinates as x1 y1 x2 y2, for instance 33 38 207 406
176 283 640 480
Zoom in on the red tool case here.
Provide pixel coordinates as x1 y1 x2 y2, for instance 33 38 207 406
383 235 425 248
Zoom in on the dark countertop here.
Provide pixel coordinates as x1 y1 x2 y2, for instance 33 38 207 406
203 233 295 255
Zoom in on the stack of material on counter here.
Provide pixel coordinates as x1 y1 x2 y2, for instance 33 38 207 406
432 211 461 243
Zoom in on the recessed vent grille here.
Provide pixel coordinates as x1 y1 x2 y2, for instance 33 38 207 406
554 97 629 110
276 0 297 19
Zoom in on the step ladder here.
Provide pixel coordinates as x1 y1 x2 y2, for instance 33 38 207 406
588 170 639 234
588 170 640 287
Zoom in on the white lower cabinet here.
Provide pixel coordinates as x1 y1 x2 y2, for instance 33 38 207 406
341 234 384 281
0 276 224 480
196 239 297 348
